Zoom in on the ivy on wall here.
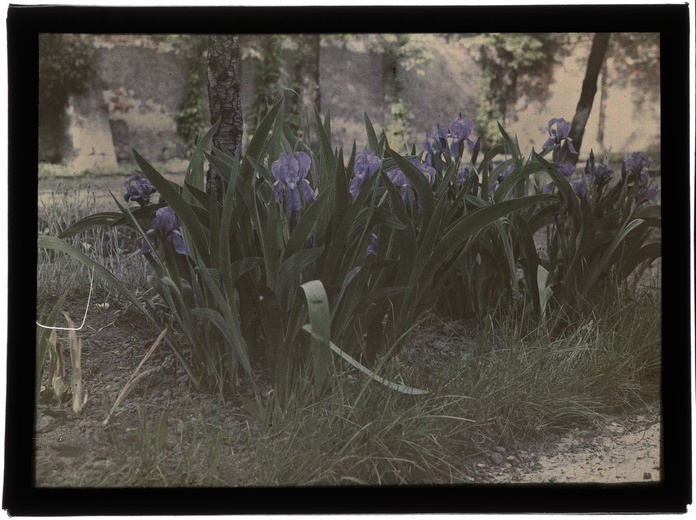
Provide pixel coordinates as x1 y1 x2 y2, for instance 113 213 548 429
39 34 94 102
465 33 568 146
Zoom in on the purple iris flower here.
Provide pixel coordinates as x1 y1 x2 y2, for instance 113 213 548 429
557 163 576 179
124 173 156 204
272 151 316 215
386 168 411 205
627 153 658 204
593 163 613 184
424 129 445 170
584 160 613 186
349 148 382 198
624 152 653 174
544 162 576 193
543 118 577 155
448 114 475 157
386 159 435 209
141 206 189 255
418 159 437 186
572 179 588 198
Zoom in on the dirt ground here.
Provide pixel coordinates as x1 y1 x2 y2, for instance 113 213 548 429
470 414 660 484
34 299 661 488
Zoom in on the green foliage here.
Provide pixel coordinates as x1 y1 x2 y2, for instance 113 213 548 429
39 34 94 101
537 150 662 321
42 99 660 404
607 33 660 108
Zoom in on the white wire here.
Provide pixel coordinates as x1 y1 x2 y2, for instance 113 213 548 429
36 265 95 331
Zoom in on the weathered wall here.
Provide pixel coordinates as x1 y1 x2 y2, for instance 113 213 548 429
97 46 189 164
39 35 660 173
65 86 119 172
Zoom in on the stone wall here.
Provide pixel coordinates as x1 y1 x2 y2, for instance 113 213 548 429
38 35 660 173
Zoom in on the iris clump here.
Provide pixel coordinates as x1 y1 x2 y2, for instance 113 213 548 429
543 118 577 155
124 172 156 205
141 206 189 255
272 151 317 217
622 152 659 204
349 148 382 198
424 114 477 171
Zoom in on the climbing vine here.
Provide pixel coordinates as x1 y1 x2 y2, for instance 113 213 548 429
465 33 568 146
251 35 285 128
174 36 208 158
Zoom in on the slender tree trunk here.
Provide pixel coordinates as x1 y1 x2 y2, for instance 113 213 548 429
596 59 609 150
298 35 321 115
288 34 321 145
562 33 611 164
206 35 243 194
252 35 283 128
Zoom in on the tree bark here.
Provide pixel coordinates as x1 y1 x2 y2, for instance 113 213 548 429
206 35 243 193
562 33 611 165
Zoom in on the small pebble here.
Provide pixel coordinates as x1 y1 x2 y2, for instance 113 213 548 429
643 472 652 480
489 452 505 465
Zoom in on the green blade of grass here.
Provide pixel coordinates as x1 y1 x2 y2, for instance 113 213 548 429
38 235 146 315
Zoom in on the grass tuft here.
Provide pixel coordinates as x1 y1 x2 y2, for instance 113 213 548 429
37 183 151 306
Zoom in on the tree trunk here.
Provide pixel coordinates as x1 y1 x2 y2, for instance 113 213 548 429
288 35 321 145
206 35 243 194
562 33 611 165
596 59 609 150
300 34 321 119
